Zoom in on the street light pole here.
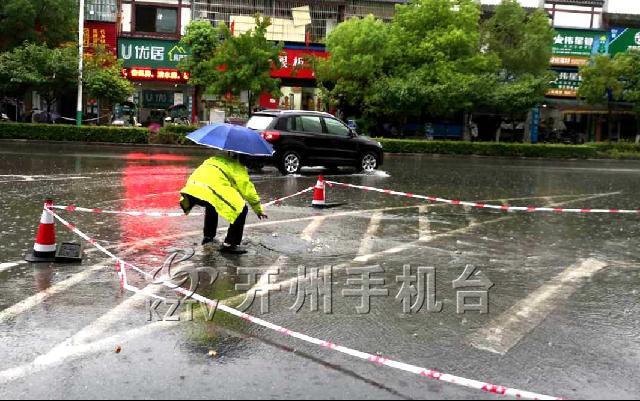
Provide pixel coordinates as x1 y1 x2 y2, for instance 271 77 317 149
76 0 85 126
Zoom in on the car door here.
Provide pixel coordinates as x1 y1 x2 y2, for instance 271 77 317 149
296 115 333 163
323 117 360 163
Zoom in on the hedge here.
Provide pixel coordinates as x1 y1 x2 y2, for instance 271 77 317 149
2 122 640 160
150 125 199 145
376 138 640 160
0 122 148 144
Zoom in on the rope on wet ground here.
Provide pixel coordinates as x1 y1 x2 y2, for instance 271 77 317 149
327 180 635 215
42 201 564 401
49 186 315 218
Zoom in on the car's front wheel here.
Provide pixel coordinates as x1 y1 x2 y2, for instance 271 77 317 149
278 150 303 175
356 152 379 173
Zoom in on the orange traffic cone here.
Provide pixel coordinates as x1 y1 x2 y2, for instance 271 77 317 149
312 175 326 207
25 199 58 263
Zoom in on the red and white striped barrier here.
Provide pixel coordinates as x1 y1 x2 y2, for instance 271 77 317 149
49 187 315 218
328 180 638 215
42 203 563 401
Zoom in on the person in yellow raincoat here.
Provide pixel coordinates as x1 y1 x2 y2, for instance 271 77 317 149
180 153 268 254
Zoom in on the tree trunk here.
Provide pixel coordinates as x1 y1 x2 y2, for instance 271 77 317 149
607 103 613 141
463 112 471 141
636 116 640 144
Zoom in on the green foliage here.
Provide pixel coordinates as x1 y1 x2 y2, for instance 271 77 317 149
377 138 640 160
578 55 624 105
580 50 640 116
152 125 199 145
84 46 134 104
319 0 555 126
0 42 77 111
483 0 556 115
316 15 390 112
180 16 283 111
0 0 77 51
179 21 220 88
0 122 148 143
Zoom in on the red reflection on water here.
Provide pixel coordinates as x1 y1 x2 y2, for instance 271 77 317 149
119 163 190 253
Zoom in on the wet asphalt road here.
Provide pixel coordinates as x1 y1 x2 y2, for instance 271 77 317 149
0 142 639 400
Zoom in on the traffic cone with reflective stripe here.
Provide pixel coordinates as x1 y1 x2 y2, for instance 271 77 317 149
312 175 326 207
25 199 58 263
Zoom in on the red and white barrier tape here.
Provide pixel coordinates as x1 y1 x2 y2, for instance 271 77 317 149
43 204 562 401
50 187 315 218
328 180 637 215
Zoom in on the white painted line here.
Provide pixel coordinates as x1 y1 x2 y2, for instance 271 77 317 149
255 255 289 288
418 205 432 241
353 192 621 264
301 215 327 242
0 248 137 323
0 320 178 384
468 258 608 355
357 212 383 256
0 263 20 273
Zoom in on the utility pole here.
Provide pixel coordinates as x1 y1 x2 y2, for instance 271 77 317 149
76 0 85 126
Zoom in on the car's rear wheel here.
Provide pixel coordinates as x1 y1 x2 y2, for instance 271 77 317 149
279 150 303 175
356 152 379 173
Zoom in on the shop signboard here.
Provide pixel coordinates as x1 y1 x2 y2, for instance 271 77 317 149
551 29 608 66
142 91 175 109
608 27 640 55
84 21 117 53
271 48 329 80
118 38 190 69
547 68 582 98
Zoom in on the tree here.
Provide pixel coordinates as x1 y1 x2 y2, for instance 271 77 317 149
0 42 77 117
319 0 498 134
84 46 134 105
0 42 132 121
316 15 391 121
580 51 640 142
0 0 77 51
482 0 556 141
180 16 282 116
615 51 640 143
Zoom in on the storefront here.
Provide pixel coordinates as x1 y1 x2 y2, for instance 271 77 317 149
259 45 329 112
543 28 635 142
118 37 192 126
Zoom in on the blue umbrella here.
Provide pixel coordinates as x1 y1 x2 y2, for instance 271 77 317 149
187 123 274 157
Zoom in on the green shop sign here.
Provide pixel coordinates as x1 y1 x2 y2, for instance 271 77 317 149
608 27 640 55
552 29 608 57
142 90 175 109
119 38 190 69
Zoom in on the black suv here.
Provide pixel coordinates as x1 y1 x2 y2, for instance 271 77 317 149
247 110 384 175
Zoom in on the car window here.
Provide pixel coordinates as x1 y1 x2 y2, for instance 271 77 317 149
246 115 275 130
299 116 324 134
324 118 351 137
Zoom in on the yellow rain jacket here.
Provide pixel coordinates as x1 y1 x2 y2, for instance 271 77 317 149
180 156 264 223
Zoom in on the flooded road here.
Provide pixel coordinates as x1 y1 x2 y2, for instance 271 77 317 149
0 142 639 399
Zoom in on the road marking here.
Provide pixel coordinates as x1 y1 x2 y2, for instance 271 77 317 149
301 215 327 242
0 249 137 323
0 263 20 273
0 320 178 384
353 192 621 264
468 258 608 355
357 212 384 256
418 205 432 241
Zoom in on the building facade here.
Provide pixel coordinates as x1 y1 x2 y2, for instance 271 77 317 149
479 0 640 142
118 0 193 126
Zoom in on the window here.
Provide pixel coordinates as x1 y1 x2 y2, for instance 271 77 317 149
324 118 351 137
86 0 117 22
135 6 178 34
299 116 324 134
247 116 275 130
